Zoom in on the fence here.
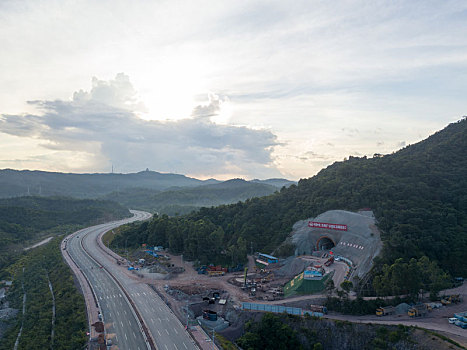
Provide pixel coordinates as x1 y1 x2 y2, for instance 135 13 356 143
241 302 323 317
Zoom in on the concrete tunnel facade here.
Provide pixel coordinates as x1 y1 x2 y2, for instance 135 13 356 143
291 209 383 279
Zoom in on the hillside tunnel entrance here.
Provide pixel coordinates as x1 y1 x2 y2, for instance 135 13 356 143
317 236 336 251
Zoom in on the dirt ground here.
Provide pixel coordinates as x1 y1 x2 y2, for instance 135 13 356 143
100 243 467 348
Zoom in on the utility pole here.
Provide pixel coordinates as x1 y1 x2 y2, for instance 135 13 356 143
125 237 129 264
211 328 215 350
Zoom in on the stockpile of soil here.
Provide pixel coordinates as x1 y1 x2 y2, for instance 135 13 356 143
275 257 311 279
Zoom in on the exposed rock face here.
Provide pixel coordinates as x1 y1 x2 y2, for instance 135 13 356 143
291 210 383 279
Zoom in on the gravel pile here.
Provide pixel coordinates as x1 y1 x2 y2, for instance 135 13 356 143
275 256 311 278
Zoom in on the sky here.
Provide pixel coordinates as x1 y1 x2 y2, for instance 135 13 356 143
0 1 466 180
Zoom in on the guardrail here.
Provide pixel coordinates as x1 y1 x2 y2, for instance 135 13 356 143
80 227 156 350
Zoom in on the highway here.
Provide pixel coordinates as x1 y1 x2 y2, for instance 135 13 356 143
65 210 198 350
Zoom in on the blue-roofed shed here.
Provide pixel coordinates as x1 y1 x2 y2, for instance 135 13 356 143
258 253 278 263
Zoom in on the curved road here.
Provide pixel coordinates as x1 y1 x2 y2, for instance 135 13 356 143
65 211 198 350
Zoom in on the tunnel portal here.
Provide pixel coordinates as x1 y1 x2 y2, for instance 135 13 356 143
316 236 336 251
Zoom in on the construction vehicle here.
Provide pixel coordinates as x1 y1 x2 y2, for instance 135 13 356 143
441 294 461 305
376 306 395 316
441 298 451 306
450 294 461 303
310 305 328 314
207 270 224 277
454 311 467 323
324 256 334 267
408 303 428 317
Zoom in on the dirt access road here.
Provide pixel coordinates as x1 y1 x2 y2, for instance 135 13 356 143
325 282 467 348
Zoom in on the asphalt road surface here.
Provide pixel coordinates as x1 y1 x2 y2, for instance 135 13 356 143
67 210 198 350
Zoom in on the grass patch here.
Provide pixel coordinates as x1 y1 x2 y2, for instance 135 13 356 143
415 327 466 350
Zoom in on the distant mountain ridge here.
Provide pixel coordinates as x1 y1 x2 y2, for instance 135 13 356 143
0 169 295 199
103 178 281 215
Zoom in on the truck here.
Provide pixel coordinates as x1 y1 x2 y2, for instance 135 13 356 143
310 305 328 314
324 256 334 267
454 311 467 323
376 306 395 316
207 270 225 277
408 303 428 317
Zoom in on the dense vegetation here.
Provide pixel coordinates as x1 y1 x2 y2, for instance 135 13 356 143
235 313 416 350
103 179 281 215
0 169 213 198
113 119 466 292
0 168 295 199
0 238 87 350
237 313 302 349
0 196 130 276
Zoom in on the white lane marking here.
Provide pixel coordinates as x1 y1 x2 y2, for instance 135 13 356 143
133 331 136 338
120 321 124 327
165 345 168 350
125 333 128 340
165 329 169 335
174 328 178 334
157 330 161 336
158 318 162 323
151 318 154 324
174 344 178 350
183 342 187 349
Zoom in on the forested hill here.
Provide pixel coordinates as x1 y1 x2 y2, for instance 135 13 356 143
0 169 215 198
0 196 130 273
114 118 466 277
0 168 295 199
103 179 279 215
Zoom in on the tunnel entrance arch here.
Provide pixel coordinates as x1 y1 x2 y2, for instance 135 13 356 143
316 236 336 251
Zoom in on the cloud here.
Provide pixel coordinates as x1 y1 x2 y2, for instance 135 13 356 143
0 74 281 178
192 93 225 119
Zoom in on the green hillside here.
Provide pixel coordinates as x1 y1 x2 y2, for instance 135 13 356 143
0 169 216 198
112 119 467 279
103 179 279 215
0 196 130 273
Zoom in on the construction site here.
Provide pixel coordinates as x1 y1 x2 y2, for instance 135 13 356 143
110 209 466 348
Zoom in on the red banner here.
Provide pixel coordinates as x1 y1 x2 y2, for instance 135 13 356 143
308 221 347 231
